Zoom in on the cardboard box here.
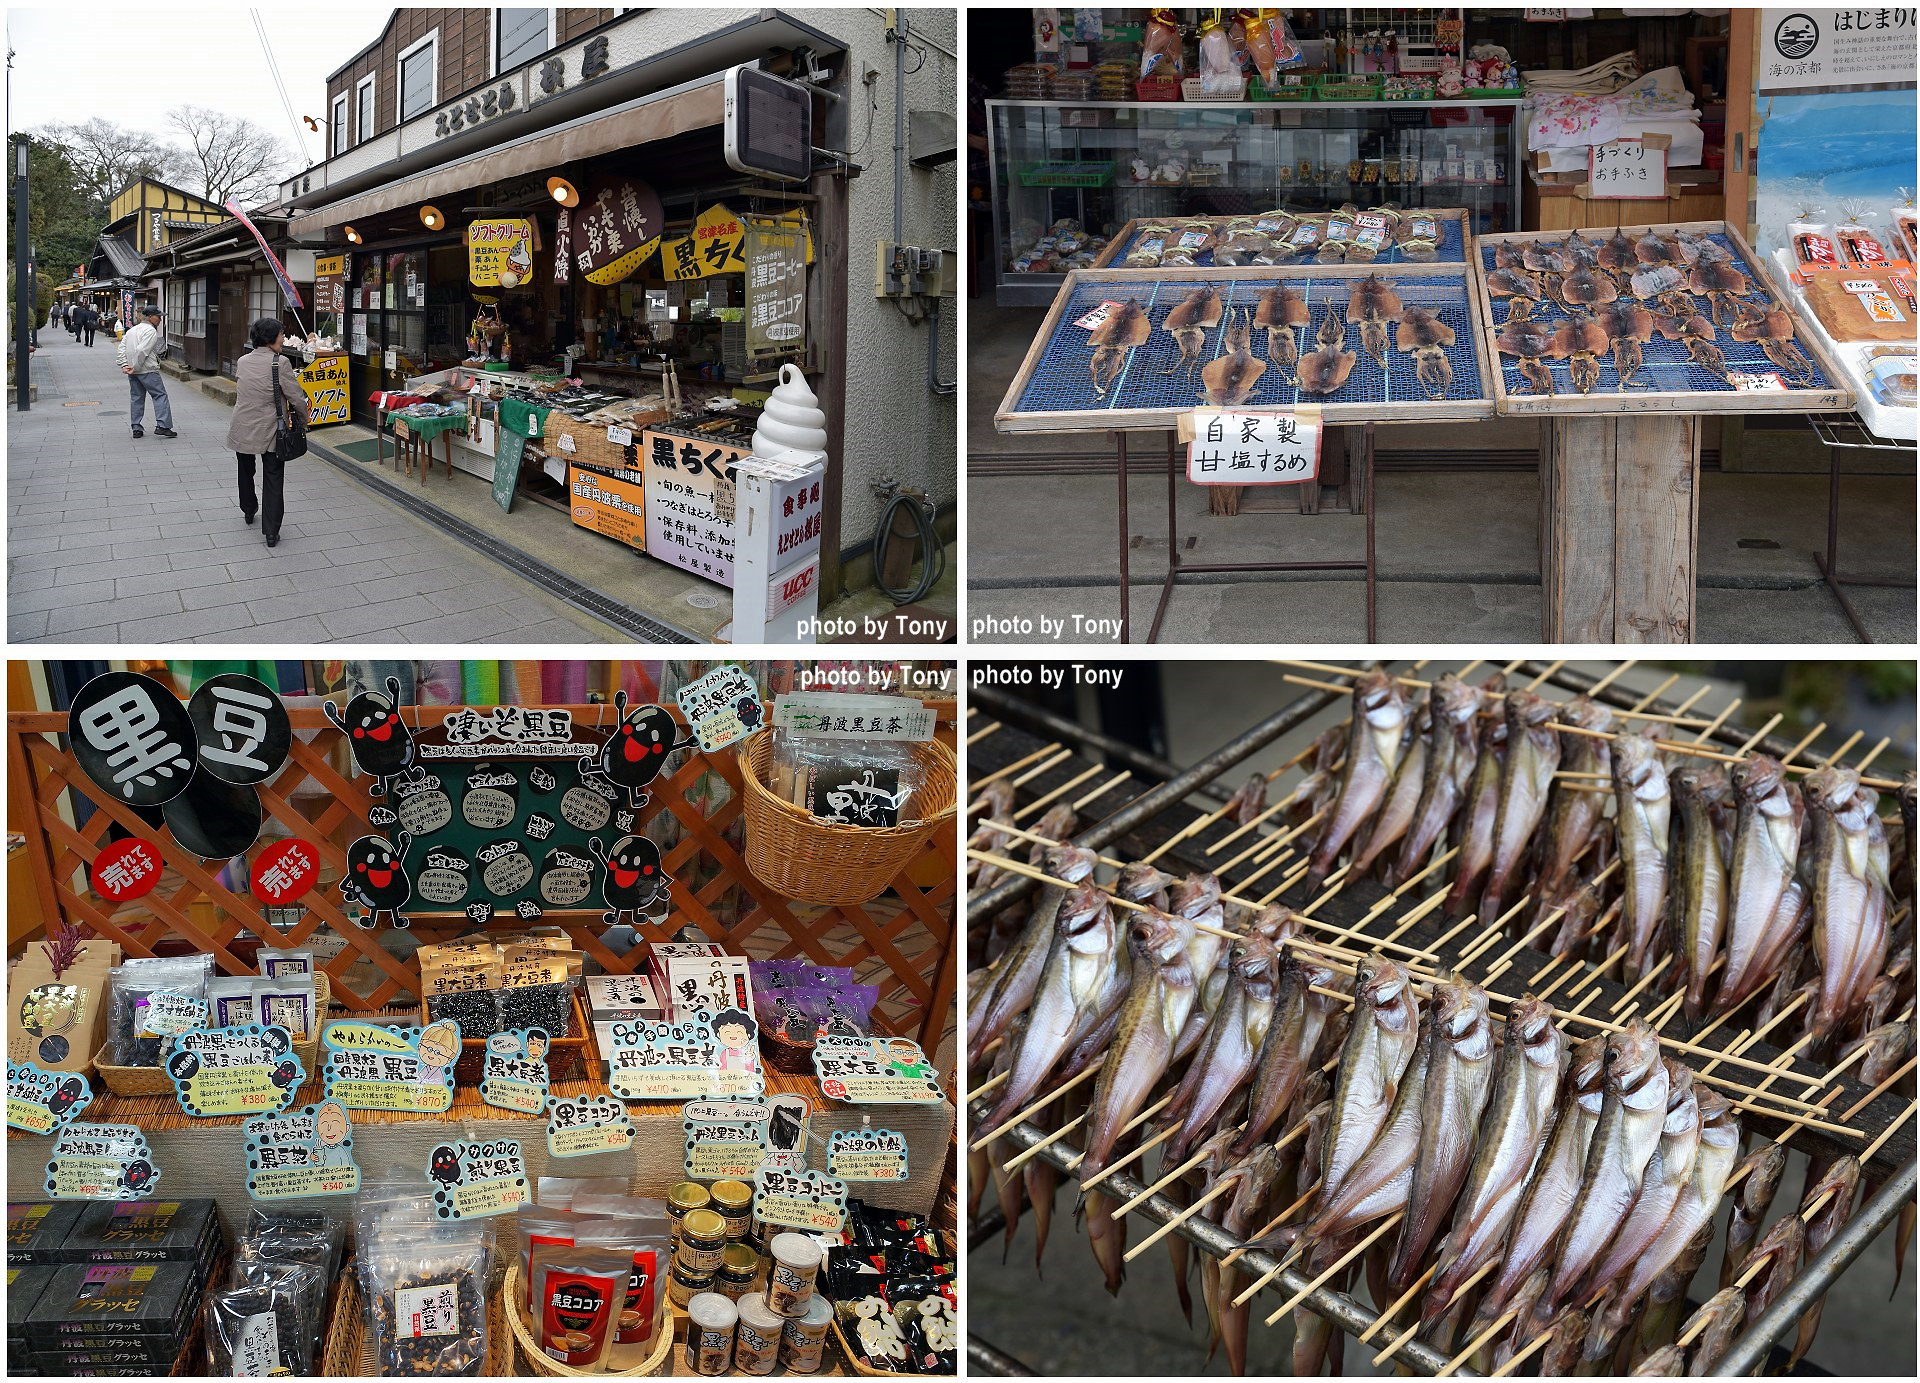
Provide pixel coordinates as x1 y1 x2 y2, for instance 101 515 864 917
585 973 664 1023
646 944 753 1022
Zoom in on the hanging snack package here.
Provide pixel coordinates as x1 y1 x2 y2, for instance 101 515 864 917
1836 214 1893 269
1892 194 1918 262
1139 8 1182 80
1788 210 1841 279
497 944 577 1040
529 1244 631 1370
357 1176 491 1377
108 954 214 1067
419 942 502 1041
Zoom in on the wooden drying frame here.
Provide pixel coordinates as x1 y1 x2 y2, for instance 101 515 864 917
1088 206 1473 270
7 699 958 1051
994 261 1502 435
1469 219 1857 417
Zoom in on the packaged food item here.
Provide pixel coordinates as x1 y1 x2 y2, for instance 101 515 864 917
1804 268 1914 342
418 942 501 1041
357 1177 490 1376
206 974 261 1030
10 929 118 1075
207 1264 322 1376
709 1180 754 1241
765 1232 822 1318
779 1294 834 1373
1892 196 1918 262
677 1209 728 1273
1837 211 1893 269
8 1202 84 1265
60 1200 222 1268
533 1176 628 1210
1864 347 1917 406
497 944 577 1038
685 1292 739 1376
668 1260 714 1309
530 1244 628 1369
515 1207 593 1311
733 1295 785 1375
1789 210 1841 277
256 946 315 980
571 1226 668 1366
107 955 213 1066
256 975 315 1042
716 1243 761 1299
666 1181 712 1249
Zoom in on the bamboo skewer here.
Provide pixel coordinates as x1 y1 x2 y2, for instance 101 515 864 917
968 1064 1098 1151
1077 1119 1176 1189
1110 1140 1231 1220
970 1068 1009 1099
1439 1306 1519 1377
1074 770 1135 812
1071 1095 1176 1182
970 743 1066 793
1219 1176 1323 1272
1733 712 1785 755
1121 1178 1238 1262
966 720 1002 746
1842 1055 1917 1121
999 1112 1086 1172
1780 722 1827 766
1489 1319 1556 1377
1858 1098 1915 1164
1013 765 1105 822
1359 1262 1443 1344
1261 1212 1405 1325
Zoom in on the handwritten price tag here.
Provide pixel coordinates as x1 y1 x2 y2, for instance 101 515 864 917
1075 301 1127 331
1724 372 1788 392
1588 139 1667 200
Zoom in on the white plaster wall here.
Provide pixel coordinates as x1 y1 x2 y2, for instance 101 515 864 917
612 5 959 561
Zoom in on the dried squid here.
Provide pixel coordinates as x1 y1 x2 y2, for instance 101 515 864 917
1199 308 1268 406
1348 272 1405 368
1089 298 1150 399
1160 286 1222 384
1252 284 1309 382
1730 303 1815 384
1552 311 1612 395
1297 307 1357 396
1395 306 1456 400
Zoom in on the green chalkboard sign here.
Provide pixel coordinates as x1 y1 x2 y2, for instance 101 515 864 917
368 710 638 923
493 429 527 514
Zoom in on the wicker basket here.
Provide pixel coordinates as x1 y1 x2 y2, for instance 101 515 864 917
502 1263 674 1376
322 1262 512 1376
97 972 332 1097
735 730 956 906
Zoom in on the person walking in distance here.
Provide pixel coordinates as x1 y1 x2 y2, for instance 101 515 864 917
78 301 98 347
226 317 298 547
117 305 177 439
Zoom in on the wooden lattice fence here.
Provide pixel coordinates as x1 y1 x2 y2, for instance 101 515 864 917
7 700 957 1050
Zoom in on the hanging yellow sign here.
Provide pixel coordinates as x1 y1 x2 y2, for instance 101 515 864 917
300 353 351 427
468 218 535 288
661 203 748 282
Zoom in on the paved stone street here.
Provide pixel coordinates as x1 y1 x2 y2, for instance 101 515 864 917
9 331 619 644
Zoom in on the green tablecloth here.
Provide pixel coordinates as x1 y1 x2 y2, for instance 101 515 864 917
497 398 553 439
394 411 468 444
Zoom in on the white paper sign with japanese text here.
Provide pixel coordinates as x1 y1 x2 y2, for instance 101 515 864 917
771 694 938 742
827 1127 910 1182
1183 408 1323 485
1758 8 1917 91
682 1097 773 1179
752 1164 848 1235
674 666 766 753
812 1035 946 1104
1588 139 1667 199
606 1016 765 1100
244 1100 361 1200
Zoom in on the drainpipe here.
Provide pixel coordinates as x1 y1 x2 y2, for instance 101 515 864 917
927 296 954 395
892 10 907 281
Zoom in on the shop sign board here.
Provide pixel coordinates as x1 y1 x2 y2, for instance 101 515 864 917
321 1019 459 1112
642 428 745 585
1759 8 1917 90
768 554 821 620
674 665 765 753
1183 407 1323 484
1588 138 1667 198
569 462 648 551
827 1127 910 1182
315 254 348 328
744 215 808 357
479 1028 551 1113
300 352 351 427
576 176 664 286
682 1098 773 1179
546 1093 636 1158
752 1165 847 1235
467 217 536 288
605 1015 764 1100
661 203 748 282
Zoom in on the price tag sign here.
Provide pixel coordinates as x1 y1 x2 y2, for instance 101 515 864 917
812 1036 946 1104
545 1093 637 1158
1588 139 1667 199
244 1100 361 1200
1075 300 1127 331
827 1127 910 1182
46 1123 161 1199
479 1028 551 1114
322 1020 460 1113
166 1026 304 1118
1725 371 1789 392
1182 408 1322 485
675 665 765 753
606 1016 765 1100
8 1061 94 1134
425 1137 529 1220
683 1098 773 1179
752 1165 848 1235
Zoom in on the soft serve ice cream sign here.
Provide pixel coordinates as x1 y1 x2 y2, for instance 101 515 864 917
468 219 536 289
732 364 829 642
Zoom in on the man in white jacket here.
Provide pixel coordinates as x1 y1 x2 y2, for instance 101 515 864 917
116 306 177 439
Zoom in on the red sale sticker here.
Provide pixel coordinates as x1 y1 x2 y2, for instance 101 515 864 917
91 838 164 902
252 839 321 905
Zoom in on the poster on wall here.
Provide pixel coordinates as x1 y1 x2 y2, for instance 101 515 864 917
1758 9 1917 90
468 218 536 288
314 253 348 333
575 176 665 286
642 428 746 586
661 203 748 282
568 463 648 552
744 214 808 358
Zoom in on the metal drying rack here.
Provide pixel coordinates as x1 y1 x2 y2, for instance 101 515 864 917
964 659 1916 1377
1801 411 1918 645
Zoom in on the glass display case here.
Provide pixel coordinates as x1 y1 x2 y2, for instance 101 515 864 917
987 98 1523 305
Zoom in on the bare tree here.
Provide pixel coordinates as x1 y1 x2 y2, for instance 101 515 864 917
37 118 188 209
166 106 290 209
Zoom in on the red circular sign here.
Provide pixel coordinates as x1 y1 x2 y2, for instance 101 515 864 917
90 838 164 902
251 839 321 906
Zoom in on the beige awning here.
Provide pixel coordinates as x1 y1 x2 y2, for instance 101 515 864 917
290 82 725 237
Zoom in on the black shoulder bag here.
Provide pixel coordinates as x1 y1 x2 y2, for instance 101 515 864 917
272 355 309 460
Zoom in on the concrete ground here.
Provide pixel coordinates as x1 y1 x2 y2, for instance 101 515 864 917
8 332 621 643
974 660 1917 1376
968 303 1917 645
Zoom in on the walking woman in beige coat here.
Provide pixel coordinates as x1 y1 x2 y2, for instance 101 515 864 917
226 318 299 547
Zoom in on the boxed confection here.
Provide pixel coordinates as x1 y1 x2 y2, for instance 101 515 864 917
23 1261 201 1345
10 1263 57 1362
54 1201 222 1270
647 943 753 1021
585 973 663 1023
8 1203 84 1265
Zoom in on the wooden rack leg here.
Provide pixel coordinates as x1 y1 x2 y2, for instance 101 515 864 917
1541 413 1700 643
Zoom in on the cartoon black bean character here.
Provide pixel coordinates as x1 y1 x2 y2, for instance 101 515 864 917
123 1160 155 1193
736 695 764 732
323 677 417 797
46 1079 85 1119
428 1143 463 1187
270 1060 300 1091
587 833 672 929
582 692 692 809
341 831 414 930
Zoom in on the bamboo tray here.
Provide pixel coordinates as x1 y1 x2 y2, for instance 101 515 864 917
1469 219 1856 416
1091 207 1470 270
97 972 332 1097
995 262 1501 435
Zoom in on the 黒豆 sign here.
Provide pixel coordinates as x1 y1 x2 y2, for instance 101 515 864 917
546 1093 637 1158
827 1126 910 1182
300 353 352 427
1183 407 1323 485
682 1097 773 1179
467 218 535 288
812 1035 946 1105
425 1137 528 1220
479 1028 551 1113
744 214 808 357
166 1025 304 1118
1588 139 1667 199
770 694 938 743
45 1123 161 1199
1759 8 1918 91
675 665 765 753
8 1061 94 1135
244 1099 361 1200
322 1019 460 1112
662 203 748 282
752 1165 848 1235
605 1016 764 1100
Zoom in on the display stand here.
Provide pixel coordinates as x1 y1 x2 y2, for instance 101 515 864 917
1114 426 1375 643
1805 412 1919 643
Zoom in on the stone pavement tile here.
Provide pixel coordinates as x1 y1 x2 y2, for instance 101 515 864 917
47 590 183 636
424 582 519 616
244 585 378 624
12 578 117 613
113 535 214 559
323 560 403 589
319 596 440 639
11 568 57 592
116 566 236 598
9 611 49 640
134 607 260 641
233 616 338 642
352 568 475 603
55 554 176 586
380 546 466 577
395 607 522 643
497 622 614 644
183 575 301 609
9 534 63 556
220 547 338 581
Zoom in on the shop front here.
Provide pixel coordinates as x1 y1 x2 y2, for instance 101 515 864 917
6 657 958 1377
967 6 1915 645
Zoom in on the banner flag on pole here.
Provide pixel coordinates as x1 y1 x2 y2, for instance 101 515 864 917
225 200 305 310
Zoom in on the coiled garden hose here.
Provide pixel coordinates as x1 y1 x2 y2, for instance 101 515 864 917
871 486 946 606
